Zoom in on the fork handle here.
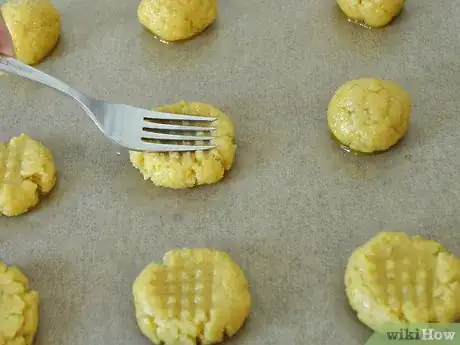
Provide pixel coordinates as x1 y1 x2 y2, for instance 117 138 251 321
0 56 88 103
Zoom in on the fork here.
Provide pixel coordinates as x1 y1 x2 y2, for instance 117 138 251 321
0 56 216 152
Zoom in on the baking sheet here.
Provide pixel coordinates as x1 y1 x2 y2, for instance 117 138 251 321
1 0 459 344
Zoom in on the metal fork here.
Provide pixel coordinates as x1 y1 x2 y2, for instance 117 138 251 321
0 56 216 152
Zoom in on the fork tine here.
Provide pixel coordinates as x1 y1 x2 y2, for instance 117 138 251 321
137 141 216 152
143 122 215 132
142 132 214 141
144 111 216 122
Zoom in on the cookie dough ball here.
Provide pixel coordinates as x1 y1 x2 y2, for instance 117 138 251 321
345 232 460 331
137 0 217 42
337 0 405 28
327 78 411 153
129 101 236 189
0 133 57 216
0 261 39 345
133 248 252 345
1 0 61 65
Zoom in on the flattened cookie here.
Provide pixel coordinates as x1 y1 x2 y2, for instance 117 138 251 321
1 0 61 65
345 232 460 331
0 133 56 216
337 0 405 28
138 0 217 42
327 78 411 153
129 101 236 189
133 248 251 345
0 261 39 345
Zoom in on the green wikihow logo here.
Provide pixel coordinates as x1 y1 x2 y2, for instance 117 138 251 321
365 324 460 344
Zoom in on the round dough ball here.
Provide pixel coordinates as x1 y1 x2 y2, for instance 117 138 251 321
327 78 411 153
137 0 217 42
129 101 236 189
1 0 61 65
132 248 252 345
345 232 460 331
0 261 39 345
0 133 57 216
336 0 405 28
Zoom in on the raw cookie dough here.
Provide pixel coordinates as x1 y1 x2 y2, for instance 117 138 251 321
129 101 236 189
137 0 217 42
345 232 460 331
0 133 57 216
132 248 252 345
1 0 61 65
0 261 39 345
336 0 405 28
327 78 411 153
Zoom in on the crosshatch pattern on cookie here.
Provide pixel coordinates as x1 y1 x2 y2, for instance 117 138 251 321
133 248 251 345
366 251 435 311
150 258 215 322
346 233 460 330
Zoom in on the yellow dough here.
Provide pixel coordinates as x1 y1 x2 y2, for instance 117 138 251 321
132 248 252 345
137 0 217 42
345 232 460 331
336 0 405 28
0 133 56 216
129 101 236 189
327 78 411 153
1 0 61 65
0 261 39 345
